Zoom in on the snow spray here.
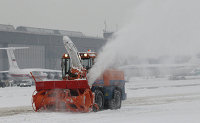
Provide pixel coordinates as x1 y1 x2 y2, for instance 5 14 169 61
88 0 200 84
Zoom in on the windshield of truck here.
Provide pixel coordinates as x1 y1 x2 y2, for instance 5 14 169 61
81 58 92 70
62 58 70 77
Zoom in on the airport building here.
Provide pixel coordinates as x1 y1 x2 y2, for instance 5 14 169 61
0 24 107 71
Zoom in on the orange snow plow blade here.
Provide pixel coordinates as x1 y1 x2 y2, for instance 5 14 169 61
32 78 99 112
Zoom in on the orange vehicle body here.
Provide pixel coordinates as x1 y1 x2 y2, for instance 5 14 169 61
93 69 125 86
32 51 126 112
31 51 99 112
31 74 98 112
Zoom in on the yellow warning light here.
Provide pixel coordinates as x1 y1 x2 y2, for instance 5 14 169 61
64 54 68 57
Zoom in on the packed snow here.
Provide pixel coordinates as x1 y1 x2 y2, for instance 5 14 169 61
0 77 200 123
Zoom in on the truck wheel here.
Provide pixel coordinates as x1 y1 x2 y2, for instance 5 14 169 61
95 89 104 110
108 90 121 110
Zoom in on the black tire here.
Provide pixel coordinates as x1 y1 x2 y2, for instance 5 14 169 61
108 89 121 110
95 89 104 110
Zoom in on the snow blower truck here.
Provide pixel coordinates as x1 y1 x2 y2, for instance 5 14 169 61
31 36 126 112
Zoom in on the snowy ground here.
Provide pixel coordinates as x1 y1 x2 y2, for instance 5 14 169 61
0 78 200 123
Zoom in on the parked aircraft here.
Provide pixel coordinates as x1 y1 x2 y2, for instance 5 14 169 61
0 47 61 83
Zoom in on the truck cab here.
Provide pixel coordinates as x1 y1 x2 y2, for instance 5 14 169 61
61 51 96 79
61 51 126 110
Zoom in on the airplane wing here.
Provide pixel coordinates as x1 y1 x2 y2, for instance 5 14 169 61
0 71 9 73
0 47 29 50
26 68 61 73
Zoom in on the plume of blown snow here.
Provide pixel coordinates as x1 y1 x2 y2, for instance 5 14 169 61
88 0 200 84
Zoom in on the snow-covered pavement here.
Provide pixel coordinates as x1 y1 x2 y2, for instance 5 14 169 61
0 78 200 123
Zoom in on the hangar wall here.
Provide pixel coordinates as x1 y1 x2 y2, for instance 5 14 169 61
0 24 107 71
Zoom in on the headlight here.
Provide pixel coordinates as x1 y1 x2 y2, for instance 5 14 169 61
84 54 87 57
64 54 68 57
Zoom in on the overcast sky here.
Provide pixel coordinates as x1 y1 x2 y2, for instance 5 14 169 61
0 0 139 36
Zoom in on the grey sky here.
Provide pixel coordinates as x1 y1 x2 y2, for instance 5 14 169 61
0 0 138 36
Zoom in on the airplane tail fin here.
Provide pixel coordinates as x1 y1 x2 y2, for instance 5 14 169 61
0 47 29 71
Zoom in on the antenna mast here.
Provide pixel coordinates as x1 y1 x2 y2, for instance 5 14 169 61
104 20 107 32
